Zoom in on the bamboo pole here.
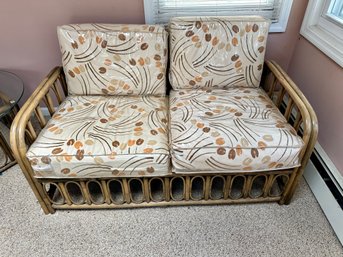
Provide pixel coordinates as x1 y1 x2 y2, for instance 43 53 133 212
101 180 111 204
80 181 91 205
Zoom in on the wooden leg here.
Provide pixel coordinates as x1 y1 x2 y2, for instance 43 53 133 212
281 171 304 205
279 168 303 205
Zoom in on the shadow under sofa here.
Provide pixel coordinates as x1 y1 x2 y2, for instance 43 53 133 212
10 17 318 214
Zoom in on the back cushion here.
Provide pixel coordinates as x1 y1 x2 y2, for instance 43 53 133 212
169 16 270 89
57 24 168 96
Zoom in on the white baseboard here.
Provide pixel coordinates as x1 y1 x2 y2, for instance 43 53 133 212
304 160 343 245
314 142 343 194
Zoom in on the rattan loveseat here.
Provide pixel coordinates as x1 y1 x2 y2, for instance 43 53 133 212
11 16 318 214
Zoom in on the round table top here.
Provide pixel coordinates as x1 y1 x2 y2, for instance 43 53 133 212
0 70 24 119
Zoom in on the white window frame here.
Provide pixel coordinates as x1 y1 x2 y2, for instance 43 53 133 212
143 0 293 33
301 0 343 68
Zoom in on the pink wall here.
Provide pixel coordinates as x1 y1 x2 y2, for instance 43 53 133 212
288 38 343 174
265 0 308 69
0 0 145 102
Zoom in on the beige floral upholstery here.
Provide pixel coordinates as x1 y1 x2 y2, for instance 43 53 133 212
169 16 270 89
27 95 170 178
169 88 304 173
58 24 168 96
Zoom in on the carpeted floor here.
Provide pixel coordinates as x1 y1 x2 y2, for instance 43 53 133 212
0 163 342 257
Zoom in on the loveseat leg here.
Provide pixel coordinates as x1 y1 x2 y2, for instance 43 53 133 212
36 183 56 214
17 164 55 214
279 167 305 205
27 176 55 214
280 186 297 205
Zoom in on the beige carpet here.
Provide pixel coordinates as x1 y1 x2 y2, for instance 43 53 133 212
0 163 342 257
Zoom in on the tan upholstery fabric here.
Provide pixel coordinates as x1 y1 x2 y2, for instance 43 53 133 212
169 88 304 173
169 16 270 90
58 24 168 96
27 95 170 178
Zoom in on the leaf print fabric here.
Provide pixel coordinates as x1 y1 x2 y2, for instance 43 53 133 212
27 95 170 178
58 24 168 96
169 16 270 89
169 88 304 173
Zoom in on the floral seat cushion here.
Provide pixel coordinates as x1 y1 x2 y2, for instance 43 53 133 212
169 88 304 173
27 95 170 178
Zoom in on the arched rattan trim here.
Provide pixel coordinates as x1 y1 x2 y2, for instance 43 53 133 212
43 182 65 205
249 175 268 199
128 178 145 203
149 177 165 202
65 181 85 205
86 180 105 205
170 176 185 201
107 179 125 204
229 175 246 200
269 174 290 197
209 175 226 200
190 176 205 200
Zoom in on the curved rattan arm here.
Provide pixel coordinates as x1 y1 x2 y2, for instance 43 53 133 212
262 60 318 203
267 60 318 203
10 66 66 214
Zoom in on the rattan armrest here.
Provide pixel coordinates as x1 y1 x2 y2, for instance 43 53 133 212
262 60 318 203
10 66 66 214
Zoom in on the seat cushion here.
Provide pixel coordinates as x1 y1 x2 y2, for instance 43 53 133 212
57 24 168 96
169 88 304 173
169 16 270 90
27 95 170 178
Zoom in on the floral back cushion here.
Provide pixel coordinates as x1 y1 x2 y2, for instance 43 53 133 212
57 24 168 96
169 16 270 90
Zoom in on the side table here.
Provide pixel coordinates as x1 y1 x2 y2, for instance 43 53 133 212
0 70 24 174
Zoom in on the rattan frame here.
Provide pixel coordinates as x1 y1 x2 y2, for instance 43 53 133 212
10 61 318 214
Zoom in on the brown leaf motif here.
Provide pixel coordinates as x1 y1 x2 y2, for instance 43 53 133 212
112 140 120 147
76 149 84 160
146 167 155 173
41 156 51 164
217 147 226 155
195 21 202 29
236 145 243 156
186 30 194 37
140 43 149 50
101 40 107 48
258 141 267 150
232 25 239 33
251 148 259 158
52 147 63 155
61 168 70 174
67 139 75 146
228 149 236 160
118 34 126 41
71 41 78 49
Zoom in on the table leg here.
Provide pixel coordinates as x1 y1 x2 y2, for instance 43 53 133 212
0 129 16 174
2 104 19 129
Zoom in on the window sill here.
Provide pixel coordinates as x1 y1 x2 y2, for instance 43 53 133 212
300 0 343 68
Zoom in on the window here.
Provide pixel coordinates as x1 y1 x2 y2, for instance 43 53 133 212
301 0 343 67
144 0 293 32
326 0 343 25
